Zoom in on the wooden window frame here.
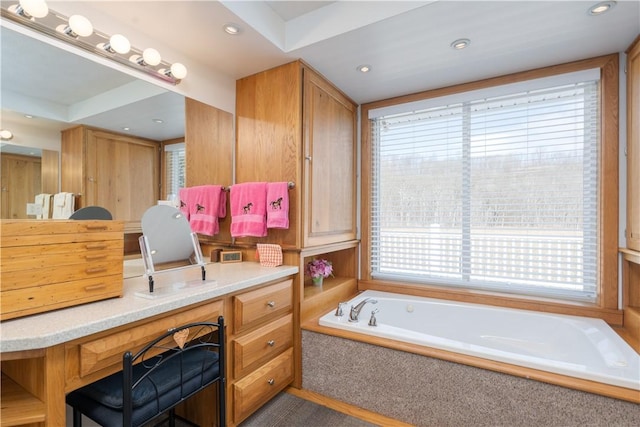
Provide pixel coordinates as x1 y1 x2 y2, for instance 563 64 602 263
360 54 621 325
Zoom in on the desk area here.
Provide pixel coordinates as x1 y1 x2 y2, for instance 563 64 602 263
1 261 298 426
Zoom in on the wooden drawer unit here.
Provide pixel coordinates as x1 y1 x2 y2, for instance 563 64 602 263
232 348 294 423
233 313 293 378
0 219 124 321
65 300 224 389
233 279 292 333
229 279 295 425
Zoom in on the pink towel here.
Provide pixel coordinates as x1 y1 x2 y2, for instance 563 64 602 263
230 182 268 237
188 185 226 236
266 182 290 229
179 187 190 220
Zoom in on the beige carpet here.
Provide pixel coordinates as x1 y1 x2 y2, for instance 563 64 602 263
239 392 378 427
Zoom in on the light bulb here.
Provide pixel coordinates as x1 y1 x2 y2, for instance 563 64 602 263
142 48 161 66
0 129 14 140
18 0 48 18
68 15 93 37
170 63 187 79
109 34 130 54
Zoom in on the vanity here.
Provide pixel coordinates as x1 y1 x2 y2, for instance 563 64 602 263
0 261 298 427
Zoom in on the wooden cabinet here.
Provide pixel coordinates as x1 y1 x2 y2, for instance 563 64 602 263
235 61 360 391
0 219 124 321
621 36 640 350
229 279 294 425
61 126 160 222
0 153 41 219
235 60 357 249
627 37 640 251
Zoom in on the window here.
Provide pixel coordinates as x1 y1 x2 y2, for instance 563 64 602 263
368 70 604 303
163 142 185 200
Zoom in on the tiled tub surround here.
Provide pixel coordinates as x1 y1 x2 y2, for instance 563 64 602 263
318 291 640 391
302 331 640 426
1 262 297 352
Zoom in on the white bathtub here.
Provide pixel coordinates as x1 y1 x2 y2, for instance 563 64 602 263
318 290 640 391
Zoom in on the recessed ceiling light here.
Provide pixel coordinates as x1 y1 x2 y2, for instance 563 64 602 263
24 114 33 119
223 23 241 35
357 64 372 73
588 1 616 15
152 119 164 124
123 127 130 131
450 38 471 50
0 129 14 140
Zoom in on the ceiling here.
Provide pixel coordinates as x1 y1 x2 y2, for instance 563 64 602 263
1 0 639 146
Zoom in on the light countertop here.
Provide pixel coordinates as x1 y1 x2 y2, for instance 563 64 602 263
0 262 298 353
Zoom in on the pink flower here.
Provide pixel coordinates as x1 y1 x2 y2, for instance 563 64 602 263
305 258 333 279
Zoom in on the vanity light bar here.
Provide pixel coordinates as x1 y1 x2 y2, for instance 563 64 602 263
1 4 186 85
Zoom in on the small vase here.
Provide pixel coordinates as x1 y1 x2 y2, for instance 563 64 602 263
312 276 324 287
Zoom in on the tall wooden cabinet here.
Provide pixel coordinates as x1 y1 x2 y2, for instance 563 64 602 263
235 60 357 249
622 35 640 349
0 153 40 219
61 126 160 223
234 60 359 389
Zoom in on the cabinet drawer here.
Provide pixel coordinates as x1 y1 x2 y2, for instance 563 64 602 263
1 275 123 321
233 280 292 333
233 313 293 379
1 240 123 272
1 246 123 291
66 300 224 383
1 220 123 248
232 348 294 423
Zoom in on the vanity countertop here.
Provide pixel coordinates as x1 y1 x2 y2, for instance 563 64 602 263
0 262 298 353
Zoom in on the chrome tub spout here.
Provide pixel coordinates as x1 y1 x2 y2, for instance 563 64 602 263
349 297 378 322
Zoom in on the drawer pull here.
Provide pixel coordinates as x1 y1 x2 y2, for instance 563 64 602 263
85 254 107 261
85 284 106 292
267 340 275 347
86 243 108 250
266 301 276 308
267 378 275 386
86 267 107 274
85 225 109 231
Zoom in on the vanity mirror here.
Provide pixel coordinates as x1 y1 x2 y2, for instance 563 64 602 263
0 23 185 221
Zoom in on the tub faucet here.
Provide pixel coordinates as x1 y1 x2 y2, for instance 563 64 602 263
349 298 378 322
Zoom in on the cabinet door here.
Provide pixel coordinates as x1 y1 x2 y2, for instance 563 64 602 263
303 68 357 247
87 130 159 221
628 38 640 251
0 153 41 219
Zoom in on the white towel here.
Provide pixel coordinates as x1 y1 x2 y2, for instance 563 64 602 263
35 194 52 219
52 192 75 219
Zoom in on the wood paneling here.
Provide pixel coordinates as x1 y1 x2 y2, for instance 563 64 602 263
0 153 41 219
185 97 234 243
626 36 640 250
61 126 160 222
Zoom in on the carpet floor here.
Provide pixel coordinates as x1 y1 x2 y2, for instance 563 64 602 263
239 392 379 427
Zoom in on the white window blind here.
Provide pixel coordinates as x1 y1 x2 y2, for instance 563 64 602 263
164 142 185 199
370 73 600 302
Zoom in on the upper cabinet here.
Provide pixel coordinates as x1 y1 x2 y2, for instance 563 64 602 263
235 60 357 249
61 126 160 224
627 36 640 251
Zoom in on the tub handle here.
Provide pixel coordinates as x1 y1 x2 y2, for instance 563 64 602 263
368 308 379 327
335 302 347 317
